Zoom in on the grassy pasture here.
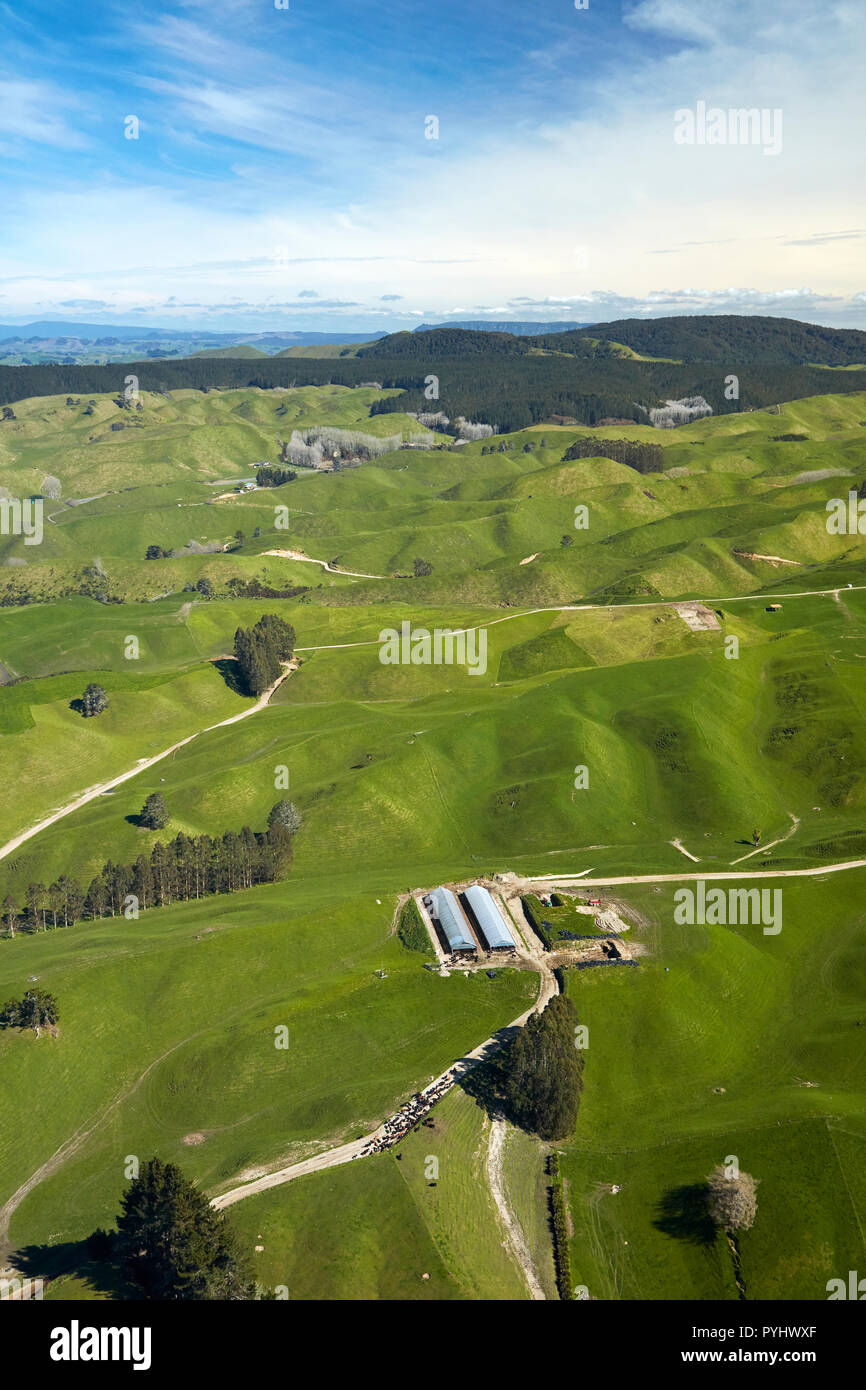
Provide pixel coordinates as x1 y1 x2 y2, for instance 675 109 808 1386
0 385 865 1301
557 874 866 1299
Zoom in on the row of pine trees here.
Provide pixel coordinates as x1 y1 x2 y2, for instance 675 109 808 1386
2 823 292 935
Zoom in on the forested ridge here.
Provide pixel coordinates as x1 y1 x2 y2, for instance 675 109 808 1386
576 314 866 365
3 328 866 434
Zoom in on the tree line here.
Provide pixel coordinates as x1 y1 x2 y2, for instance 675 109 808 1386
1 819 294 935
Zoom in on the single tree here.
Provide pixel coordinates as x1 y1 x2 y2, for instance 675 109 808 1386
195 577 214 598
140 793 170 830
3 895 19 938
81 683 109 718
267 800 302 834
115 1157 255 1300
706 1166 758 1232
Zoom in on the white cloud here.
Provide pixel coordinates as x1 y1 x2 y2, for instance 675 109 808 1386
0 78 88 149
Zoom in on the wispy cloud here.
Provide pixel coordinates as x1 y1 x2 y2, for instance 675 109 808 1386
0 0 863 327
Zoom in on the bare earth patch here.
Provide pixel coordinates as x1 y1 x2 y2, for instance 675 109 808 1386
672 602 720 631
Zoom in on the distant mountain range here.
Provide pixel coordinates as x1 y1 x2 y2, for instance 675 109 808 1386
3 314 866 370
0 323 389 367
416 320 592 335
0 321 387 343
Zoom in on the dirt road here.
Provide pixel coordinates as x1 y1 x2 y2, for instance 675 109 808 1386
212 954 556 1211
293 583 866 654
263 548 385 579
528 859 866 887
0 663 294 867
486 1116 546 1300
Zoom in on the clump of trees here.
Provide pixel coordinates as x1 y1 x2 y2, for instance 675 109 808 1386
80 683 109 718
1 987 59 1031
114 1157 256 1300
456 418 494 440
140 793 170 830
145 544 168 560
413 557 433 578
561 436 664 474
256 463 296 487
279 425 431 470
648 396 712 428
500 994 584 1140
707 1166 758 1232
233 613 295 696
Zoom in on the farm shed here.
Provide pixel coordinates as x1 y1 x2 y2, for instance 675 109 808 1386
428 887 477 954
462 885 516 951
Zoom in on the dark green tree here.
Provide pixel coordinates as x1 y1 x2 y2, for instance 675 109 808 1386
140 793 170 830
115 1157 255 1300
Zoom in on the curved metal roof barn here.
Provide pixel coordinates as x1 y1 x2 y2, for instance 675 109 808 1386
430 887 476 952
463 885 516 950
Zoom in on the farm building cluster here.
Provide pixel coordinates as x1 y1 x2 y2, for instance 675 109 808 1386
421 884 518 958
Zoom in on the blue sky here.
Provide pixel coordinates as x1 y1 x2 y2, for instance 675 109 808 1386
1 0 864 331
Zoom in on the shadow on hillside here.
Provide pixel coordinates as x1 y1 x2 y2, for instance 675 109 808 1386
455 1021 525 1128
12 1240 135 1299
653 1183 716 1246
212 657 248 697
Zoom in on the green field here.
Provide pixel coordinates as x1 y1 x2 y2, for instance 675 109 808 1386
1 382 865 1301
